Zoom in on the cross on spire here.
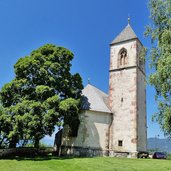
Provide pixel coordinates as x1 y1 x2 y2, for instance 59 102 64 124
128 15 130 25
88 78 90 84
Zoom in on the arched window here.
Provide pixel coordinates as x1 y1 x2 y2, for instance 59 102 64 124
118 48 128 67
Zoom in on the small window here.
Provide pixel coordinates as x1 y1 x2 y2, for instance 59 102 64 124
118 48 127 67
121 97 123 102
118 140 123 147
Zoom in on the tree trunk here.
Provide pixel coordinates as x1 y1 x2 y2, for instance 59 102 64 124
0 137 5 148
9 137 17 148
34 138 40 148
54 129 63 156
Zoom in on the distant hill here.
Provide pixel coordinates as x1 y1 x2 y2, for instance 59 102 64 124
148 137 171 153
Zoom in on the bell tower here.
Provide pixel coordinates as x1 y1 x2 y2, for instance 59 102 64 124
109 23 147 156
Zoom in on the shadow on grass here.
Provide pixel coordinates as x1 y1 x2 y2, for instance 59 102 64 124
0 155 92 161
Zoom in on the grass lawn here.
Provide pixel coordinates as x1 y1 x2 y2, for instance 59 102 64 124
0 156 171 171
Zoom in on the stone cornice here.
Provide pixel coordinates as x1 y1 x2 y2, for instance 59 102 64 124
109 65 145 76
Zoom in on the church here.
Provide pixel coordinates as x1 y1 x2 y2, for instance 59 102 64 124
60 22 147 158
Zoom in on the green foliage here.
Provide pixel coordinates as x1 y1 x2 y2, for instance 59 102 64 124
0 106 10 148
59 98 80 136
167 154 171 160
145 0 171 137
0 44 83 148
25 141 52 148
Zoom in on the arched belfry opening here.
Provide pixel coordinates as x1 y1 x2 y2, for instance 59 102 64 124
118 48 128 67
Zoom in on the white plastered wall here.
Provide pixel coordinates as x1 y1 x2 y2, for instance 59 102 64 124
62 110 111 150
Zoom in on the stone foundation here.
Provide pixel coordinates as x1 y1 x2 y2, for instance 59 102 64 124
109 151 138 158
109 151 129 157
61 146 139 158
61 146 108 157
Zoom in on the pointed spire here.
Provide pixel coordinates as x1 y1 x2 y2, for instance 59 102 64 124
110 21 138 45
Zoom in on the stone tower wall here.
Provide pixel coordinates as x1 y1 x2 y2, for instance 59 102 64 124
137 68 147 151
109 68 137 152
137 41 147 152
109 40 137 70
109 39 146 154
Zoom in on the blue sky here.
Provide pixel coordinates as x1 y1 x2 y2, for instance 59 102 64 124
0 0 164 139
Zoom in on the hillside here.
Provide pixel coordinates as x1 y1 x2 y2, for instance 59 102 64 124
147 138 171 153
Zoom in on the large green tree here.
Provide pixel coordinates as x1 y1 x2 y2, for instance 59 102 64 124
0 105 11 148
0 44 83 148
145 0 171 137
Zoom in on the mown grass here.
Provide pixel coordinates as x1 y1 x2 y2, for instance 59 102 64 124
0 156 171 171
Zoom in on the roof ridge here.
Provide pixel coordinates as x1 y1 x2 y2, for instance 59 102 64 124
89 84 108 97
81 84 111 113
86 84 109 105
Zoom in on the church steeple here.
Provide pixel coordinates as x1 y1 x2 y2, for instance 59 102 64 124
110 24 138 45
109 23 147 155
